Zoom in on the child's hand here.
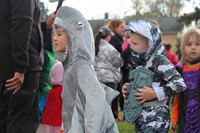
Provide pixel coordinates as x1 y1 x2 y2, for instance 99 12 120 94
122 83 129 98
170 122 177 133
134 86 157 104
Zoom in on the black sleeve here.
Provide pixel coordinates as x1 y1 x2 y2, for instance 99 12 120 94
122 46 131 60
10 0 34 73
109 37 122 53
41 22 47 31
122 46 132 84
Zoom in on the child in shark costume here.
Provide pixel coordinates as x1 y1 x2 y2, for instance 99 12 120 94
53 6 119 133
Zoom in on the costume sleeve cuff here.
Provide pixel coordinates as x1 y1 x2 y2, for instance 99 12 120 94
154 86 166 101
42 85 51 93
15 67 26 74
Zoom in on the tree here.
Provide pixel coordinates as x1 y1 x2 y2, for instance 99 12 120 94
165 0 184 17
179 7 200 26
49 0 58 2
186 0 200 6
145 0 166 16
130 0 184 17
131 0 144 15
38 0 48 22
193 7 200 24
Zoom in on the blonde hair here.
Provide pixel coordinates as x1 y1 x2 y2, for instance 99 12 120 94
124 31 130 39
180 28 200 64
149 19 160 29
106 19 125 33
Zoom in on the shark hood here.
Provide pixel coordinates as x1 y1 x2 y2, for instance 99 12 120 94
54 6 95 68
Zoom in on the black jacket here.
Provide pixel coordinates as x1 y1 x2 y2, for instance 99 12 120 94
109 33 123 54
0 0 43 81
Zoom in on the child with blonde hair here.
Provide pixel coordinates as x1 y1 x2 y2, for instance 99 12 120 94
170 28 200 133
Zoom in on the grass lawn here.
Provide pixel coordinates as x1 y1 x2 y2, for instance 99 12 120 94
116 111 135 133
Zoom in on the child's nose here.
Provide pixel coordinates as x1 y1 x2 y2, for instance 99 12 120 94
53 35 57 41
191 44 196 49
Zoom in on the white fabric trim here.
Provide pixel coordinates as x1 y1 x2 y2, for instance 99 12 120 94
153 86 166 101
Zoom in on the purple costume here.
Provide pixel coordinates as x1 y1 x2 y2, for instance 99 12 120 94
176 62 200 133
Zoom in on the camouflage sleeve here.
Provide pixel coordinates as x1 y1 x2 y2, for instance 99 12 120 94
152 82 166 101
153 55 186 99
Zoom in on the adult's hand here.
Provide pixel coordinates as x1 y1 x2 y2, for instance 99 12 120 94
5 72 24 94
46 11 56 29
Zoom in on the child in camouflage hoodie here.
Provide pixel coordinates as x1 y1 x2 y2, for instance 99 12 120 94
122 20 186 133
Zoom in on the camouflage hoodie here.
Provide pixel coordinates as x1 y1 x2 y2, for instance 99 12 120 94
125 19 186 132
125 20 186 103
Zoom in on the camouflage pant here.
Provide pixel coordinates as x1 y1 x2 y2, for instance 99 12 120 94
135 106 170 133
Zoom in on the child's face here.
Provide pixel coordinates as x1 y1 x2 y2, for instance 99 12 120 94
53 27 68 53
129 32 149 52
105 34 112 42
184 34 200 61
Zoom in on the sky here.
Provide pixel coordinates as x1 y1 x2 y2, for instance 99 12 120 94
41 0 132 19
41 0 199 20
41 0 133 19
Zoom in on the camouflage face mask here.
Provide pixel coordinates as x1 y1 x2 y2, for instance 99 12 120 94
129 47 146 68
130 47 146 58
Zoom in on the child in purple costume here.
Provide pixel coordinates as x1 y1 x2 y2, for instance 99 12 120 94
170 28 200 133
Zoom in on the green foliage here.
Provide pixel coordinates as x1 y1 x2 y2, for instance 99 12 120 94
178 7 200 26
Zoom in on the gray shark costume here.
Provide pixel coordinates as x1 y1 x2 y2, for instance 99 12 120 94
54 6 119 133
